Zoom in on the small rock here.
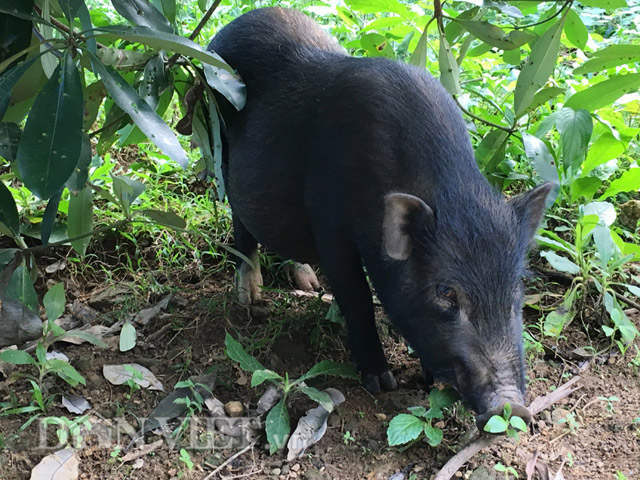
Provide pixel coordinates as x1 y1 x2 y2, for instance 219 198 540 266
292 464 301 472
282 464 291 475
552 408 570 423
500 452 512 466
289 472 297 478
607 356 616 365
374 413 387 421
537 420 547 430
468 466 499 480
272 468 282 475
225 401 244 417
168 468 177 476
413 466 424 473
455 472 463 478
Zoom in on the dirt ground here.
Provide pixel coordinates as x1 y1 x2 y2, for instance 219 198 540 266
0 245 639 480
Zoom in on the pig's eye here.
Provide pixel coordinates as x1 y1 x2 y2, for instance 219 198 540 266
436 287 457 309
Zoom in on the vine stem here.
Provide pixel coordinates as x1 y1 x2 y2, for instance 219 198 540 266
454 97 515 133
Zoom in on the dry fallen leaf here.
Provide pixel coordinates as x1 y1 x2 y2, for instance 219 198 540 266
103 364 164 391
30 448 79 480
286 388 345 461
61 395 91 415
134 294 172 326
120 439 164 463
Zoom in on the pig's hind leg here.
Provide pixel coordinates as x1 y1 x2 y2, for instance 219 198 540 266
285 262 320 291
232 214 264 305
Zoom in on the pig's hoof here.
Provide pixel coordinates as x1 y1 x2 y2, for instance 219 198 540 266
236 260 264 305
363 370 397 393
286 262 320 291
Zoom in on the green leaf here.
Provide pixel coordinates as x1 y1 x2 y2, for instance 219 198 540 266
0 349 37 365
475 129 509 175
112 175 145 214
203 63 246 112
521 132 559 184
582 133 625 175
58 0 83 22
17 51 83 200
627 285 640 298
297 386 334 412
43 283 65 321
265 398 290 454
139 54 170 110
197 0 208 12
483 415 509 433
530 87 564 112
556 107 593 170
600 168 640 200
159 0 176 23
7 264 38 311
0 180 19 236
455 20 534 50
87 50 189 169
47 359 86 386
360 33 395 59
66 135 92 193
111 0 173 33
570 177 601 202
408 23 429 68
510 415 528 432
438 31 461 96
120 321 137 352
93 26 234 73
514 15 566 117
59 330 108 348
141 209 186 229
67 185 93 257
407 406 428 417
579 0 627 7
297 361 358 383
251 369 283 387
575 45 640 74
82 81 107 131
424 424 444 446
564 9 588 50
429 387 459 411
387 414 425 446
224 333 265 373
0 49 43 120
592 224 616 267
540 250 580 274
41 190 62 246
344 0 412 18
565 74 640 112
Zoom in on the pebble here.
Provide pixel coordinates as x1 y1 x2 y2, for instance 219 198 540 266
455 472 463 478
552 408 570 423
537 420 547 430
272 468 282 475
292 464 301 472
225 401 244 417
374 413 387 421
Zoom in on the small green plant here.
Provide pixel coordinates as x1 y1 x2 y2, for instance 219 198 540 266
386 387 458 448
342 431 355 445
0 284 105 414
598 395 620 414
171 379 210 441
224 333 357 454
42 415 91 449
109 446 121 463
615 471 628 480
494 462 518 479
123 365 144 399
483 403 528 441
178 448 194 473
558 412 580 434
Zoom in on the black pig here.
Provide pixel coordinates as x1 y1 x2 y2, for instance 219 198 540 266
208 7 551 428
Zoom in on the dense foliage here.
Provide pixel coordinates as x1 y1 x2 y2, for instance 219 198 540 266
0 0 639 360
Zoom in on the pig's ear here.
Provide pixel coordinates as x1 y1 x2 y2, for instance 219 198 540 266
509 183 554 241
383 193 434 261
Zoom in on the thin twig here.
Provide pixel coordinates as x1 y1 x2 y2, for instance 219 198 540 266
167 0 222 68
433 376 581 480
202 439 258 480
454 97 514 133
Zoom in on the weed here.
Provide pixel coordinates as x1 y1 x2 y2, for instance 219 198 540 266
482 403 528 442
342 431 355 445
598 395 620 414
42 415 92 449
225 333 357 454
558 412 580 434
386 387 458 448
494 462 518 479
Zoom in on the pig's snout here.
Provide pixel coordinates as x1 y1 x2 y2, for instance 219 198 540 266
475 401 532 432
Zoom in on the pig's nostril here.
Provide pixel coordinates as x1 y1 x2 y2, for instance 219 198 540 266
475 402 532 432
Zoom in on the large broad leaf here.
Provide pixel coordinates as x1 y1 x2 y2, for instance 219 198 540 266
111 0 173 33
43 282 66 321
266 398 290 454
296 361 358 383
522 133 559 184
344 0 412 18
17 51 83 200
600 168 640 200
455 20 534 50
387 414 424 446
92 26 235 73
514 15 566 117
438 30 461 96
67 185 93 257
41 189 62 245
564 9 588 50
141 209 186 229
565 73 640 112
582 132 625 175
579 0 627 7
529 86 564 112
139 53 170 110
6 264 38 311
58 0 84 22
112 175 145 214
66 134 92 193
0 55 43 118
88 50 188 168
475 129 509 176
0 181 19 236
458 0 522 17
540 250 580 274
408 22 429 68
203 64 246 111
82 81 107 131
570 177 601 202
555 107 593 170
